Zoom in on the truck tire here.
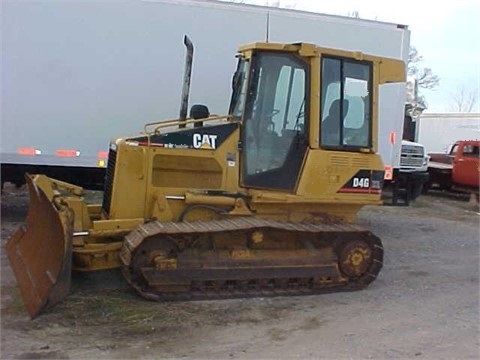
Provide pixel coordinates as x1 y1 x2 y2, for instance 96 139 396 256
409 182 423 200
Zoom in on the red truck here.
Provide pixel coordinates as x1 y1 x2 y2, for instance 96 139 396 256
427 140 479 194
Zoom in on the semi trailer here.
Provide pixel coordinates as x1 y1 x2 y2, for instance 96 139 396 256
1 0 422 198
416 113 480 153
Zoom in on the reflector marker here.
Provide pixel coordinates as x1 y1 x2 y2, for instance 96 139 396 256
384 165 393 180
389 131 396 145
97 151 108 159
55 149 80 157
18 148 42 155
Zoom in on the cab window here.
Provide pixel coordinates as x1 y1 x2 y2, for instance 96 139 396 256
321 57 372 149
463 144 479 157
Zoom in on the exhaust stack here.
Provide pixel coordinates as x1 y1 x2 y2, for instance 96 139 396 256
179 35 194 128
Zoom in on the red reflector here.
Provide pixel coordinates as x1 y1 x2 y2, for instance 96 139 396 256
56 149 79 157
389 131 396 144
384 165 393 180
97 151 108 159
18 148 39 156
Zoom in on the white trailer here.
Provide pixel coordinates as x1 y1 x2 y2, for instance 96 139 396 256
1 0 410 189
416 113 480 153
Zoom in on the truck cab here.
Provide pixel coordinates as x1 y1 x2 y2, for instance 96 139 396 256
400 139 429 173
450 141 479 188
428 140 479 191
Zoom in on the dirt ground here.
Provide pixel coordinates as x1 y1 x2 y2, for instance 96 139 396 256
1 184 479 360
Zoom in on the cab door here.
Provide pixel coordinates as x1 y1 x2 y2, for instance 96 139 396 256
241 52 309 191
452 141 479 188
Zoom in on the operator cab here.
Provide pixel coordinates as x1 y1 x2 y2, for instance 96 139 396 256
229 43 374 192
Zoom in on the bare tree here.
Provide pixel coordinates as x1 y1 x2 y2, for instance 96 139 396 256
408 47 440 90
450 85 478 112
407 46 440 109
348 10 360 18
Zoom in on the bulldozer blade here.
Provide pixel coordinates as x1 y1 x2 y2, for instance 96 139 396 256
6 175 74 318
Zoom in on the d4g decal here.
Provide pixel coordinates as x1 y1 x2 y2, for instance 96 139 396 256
338 170 384 194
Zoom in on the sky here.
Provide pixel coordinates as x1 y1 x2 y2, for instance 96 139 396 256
225 0 480 113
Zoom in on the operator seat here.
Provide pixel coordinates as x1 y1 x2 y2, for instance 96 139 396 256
322 99 349 146
190 104 210 128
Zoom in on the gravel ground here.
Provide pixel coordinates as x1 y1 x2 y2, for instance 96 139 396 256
1 184 479 360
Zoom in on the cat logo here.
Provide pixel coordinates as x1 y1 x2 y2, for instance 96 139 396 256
193 134 218 149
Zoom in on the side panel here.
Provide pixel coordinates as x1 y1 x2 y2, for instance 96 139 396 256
297 149 384 200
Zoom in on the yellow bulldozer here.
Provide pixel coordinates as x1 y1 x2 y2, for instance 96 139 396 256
6 37 405 318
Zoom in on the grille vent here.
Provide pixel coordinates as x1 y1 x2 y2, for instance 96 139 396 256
330 155 371 168
102 149 117 216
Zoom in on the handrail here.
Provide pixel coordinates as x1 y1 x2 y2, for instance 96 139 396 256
143 114 233 135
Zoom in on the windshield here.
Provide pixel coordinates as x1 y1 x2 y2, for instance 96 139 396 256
229 58 249 120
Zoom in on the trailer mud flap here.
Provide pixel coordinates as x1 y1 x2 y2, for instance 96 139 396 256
5 176 74 318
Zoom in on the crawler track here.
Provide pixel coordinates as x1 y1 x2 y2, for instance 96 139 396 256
120 217 383 301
